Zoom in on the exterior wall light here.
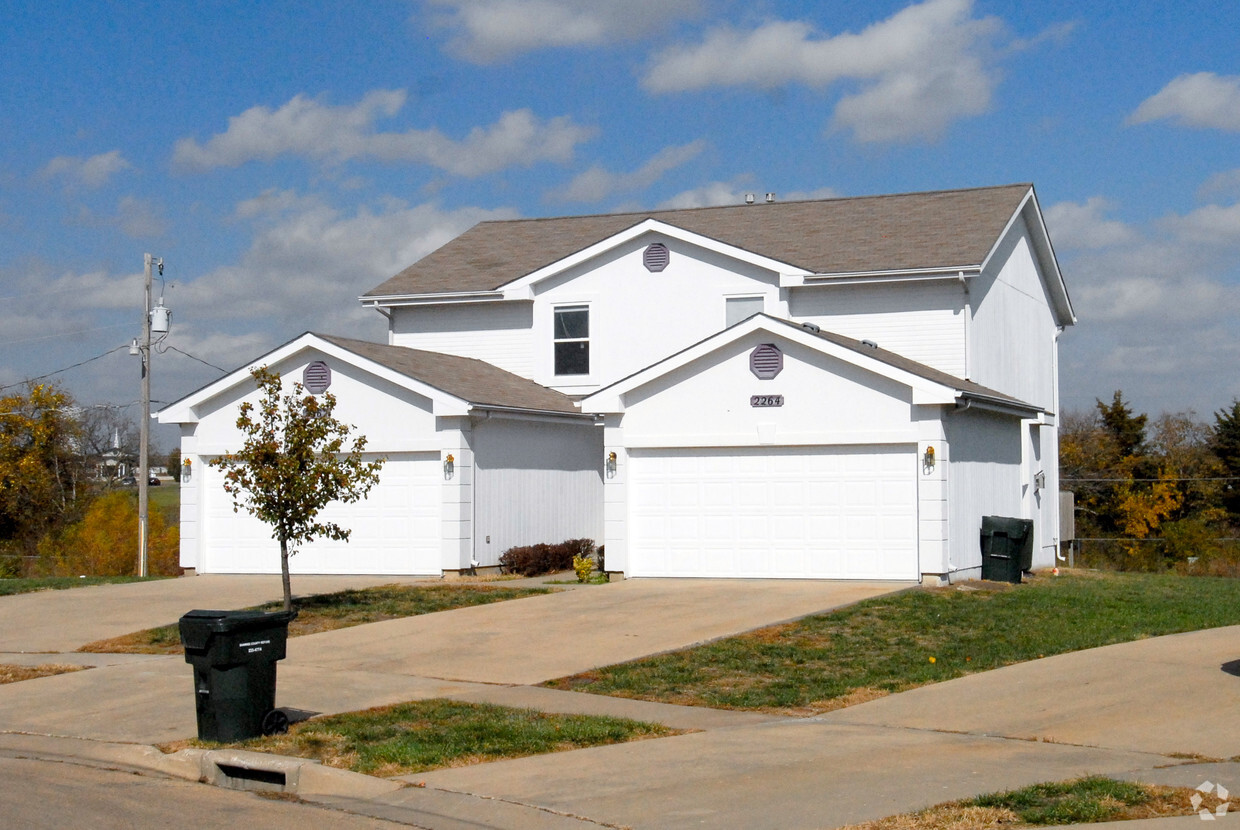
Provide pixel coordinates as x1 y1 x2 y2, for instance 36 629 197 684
181 458 192 483
606 451 617 478
444 453 455 479
922 446 935 473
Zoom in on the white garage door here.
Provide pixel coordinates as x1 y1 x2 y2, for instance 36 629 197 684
628 445 917 580
201 452 440 575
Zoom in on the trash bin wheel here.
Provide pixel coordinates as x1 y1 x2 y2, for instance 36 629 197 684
261 708 290 736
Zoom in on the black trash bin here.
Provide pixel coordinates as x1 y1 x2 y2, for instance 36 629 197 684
179 609 297 742
979 516 1034 583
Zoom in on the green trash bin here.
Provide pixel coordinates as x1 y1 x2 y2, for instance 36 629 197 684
980 516 1034 583
179 609 297 742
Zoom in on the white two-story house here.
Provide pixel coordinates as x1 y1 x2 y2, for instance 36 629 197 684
161 183 1074 583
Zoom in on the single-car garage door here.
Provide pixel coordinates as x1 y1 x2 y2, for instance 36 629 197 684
201 452 440 575
628 445 917 580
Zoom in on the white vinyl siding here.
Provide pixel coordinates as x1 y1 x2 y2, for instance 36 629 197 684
389 303 534 379
627 445 918 580
471 418 603 565
788 281 967 378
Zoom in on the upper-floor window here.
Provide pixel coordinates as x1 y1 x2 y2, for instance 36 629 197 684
554 306 590 376
726 296 764 327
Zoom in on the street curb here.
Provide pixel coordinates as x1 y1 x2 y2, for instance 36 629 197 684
0 732 403 799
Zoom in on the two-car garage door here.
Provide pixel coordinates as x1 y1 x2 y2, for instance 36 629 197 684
627 445 918 580
201 451 440 575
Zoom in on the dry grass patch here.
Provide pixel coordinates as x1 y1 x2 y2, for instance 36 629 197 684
839 778 1233 828
0 663 85 684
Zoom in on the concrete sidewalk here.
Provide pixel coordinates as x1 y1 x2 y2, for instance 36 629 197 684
3 576 1240 829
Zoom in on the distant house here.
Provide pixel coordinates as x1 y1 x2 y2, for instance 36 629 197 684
161 184 1075 583
96 429 133 481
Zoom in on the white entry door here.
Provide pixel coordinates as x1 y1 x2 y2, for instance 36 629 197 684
200 452 440 575
627 445 918 580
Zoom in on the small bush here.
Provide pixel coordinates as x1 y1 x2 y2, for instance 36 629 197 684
500 538 595 576
573 551 595 583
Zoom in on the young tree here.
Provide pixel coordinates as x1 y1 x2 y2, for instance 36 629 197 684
209 368 384 611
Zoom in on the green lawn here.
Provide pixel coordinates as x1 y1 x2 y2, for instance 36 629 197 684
148 481 180 521
546 571 1240 714
199 699 679 777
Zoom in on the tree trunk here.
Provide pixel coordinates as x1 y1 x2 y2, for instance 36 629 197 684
279 538 292 613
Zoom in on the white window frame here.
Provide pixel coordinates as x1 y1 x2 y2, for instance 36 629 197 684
725 295 765 327
553 304 590 376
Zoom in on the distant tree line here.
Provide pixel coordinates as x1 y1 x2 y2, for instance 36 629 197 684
0 382 178 577
1061 391 1240 572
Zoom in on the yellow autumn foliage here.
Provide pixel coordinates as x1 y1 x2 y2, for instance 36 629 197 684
36 491 180 576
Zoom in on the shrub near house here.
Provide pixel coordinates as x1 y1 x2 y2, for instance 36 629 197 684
500 539 595 576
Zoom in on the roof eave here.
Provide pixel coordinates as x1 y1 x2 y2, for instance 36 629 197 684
783 265 982 288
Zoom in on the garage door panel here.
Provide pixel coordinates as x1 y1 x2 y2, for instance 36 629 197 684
629 445 917 580
202 452 439 575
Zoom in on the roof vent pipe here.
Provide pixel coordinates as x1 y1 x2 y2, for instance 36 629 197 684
745 193 755 205
765 193 775 203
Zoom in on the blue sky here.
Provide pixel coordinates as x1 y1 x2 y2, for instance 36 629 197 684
3 0 1239 440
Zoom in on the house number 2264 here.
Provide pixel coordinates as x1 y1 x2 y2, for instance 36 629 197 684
750 395 784 407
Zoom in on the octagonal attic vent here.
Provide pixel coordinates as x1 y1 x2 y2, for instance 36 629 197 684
303 361 332 394
750 344 783 380
643 243 670 272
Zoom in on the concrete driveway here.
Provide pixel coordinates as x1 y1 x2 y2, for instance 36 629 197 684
0 574 439 653
0 576 909 744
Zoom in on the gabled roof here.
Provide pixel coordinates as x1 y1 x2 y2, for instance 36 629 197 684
159 333 583 423
314 334 581 415
364 184 1034 299
582 314 1041 416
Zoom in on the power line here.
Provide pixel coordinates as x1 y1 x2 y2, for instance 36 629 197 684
0 344 129 393
0 322 132 347
164 345 228 373
1062 477 1240 482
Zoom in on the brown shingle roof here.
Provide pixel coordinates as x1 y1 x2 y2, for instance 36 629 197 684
365 184 1032 298
316 334 583 415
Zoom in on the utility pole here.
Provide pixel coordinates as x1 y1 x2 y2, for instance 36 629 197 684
138 253 153 578
135 253 169 578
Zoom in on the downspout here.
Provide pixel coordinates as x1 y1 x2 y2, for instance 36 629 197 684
942 398 974 582
960 271 972 380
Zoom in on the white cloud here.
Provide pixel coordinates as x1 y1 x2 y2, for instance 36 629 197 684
643 0 1002 142
1043 197 1135 250
655 180 840 210
40 150 132 187
178 195 517 342
1129 73 1240 131
551 140 706 203
173 91 596 176
1052 191 1240 414
114 196 166 238
1198 168 1240 202
657 180 753 209
424 0 704 62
